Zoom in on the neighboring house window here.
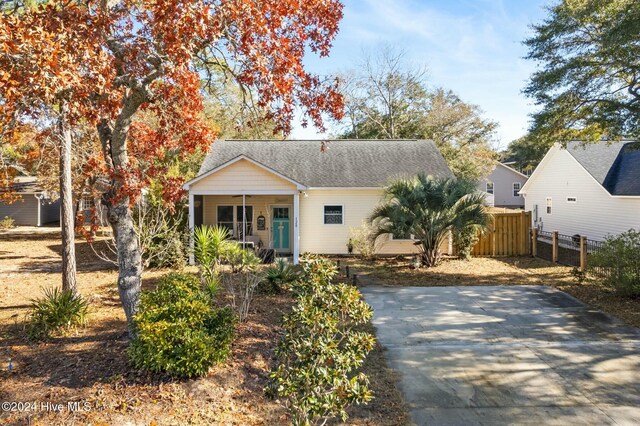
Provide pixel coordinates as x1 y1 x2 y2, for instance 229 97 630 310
82 195 94 210
567 197 577 203
324 205 343 224
217 205 234 233
513 182 521 197
486 182 494 194
546 197 552 214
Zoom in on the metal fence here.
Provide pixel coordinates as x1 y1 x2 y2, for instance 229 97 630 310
535 230 553 262
533 230 616 279
556 233 581 268
584 239 609 279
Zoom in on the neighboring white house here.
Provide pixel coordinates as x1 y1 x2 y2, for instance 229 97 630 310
476 162 528 208
519 140 640 240
183 139 454 264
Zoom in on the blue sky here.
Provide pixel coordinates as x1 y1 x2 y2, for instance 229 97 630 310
290 0 551 150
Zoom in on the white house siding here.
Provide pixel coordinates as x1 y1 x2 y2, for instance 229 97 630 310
202 194 293 249
477 163 527 208
523 148 640 240
189 159 297 193
299 189 421 255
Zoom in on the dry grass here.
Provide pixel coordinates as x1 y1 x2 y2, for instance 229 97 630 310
0 229 407 425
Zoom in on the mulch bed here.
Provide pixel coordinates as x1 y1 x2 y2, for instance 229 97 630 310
1 231 409 425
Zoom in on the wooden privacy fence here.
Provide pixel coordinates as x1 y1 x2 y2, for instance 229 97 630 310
471 211 532 257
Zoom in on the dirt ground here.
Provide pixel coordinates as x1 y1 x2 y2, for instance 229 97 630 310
0 229 406 425
345 256 640 329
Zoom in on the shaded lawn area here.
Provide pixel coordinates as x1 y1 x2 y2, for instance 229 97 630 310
344 256 640 329
1 230 407 425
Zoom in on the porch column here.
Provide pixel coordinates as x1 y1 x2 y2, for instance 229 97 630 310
293 191 300 265
188 192 195 265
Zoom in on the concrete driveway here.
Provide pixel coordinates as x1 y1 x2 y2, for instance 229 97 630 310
361 286 640 426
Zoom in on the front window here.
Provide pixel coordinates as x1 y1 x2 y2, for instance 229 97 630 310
486 182 494 194
217 206 234 233
513 182 521 197
324 205 343 224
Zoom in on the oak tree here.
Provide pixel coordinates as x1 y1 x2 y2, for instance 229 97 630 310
2 0 344 332
524 0 640 141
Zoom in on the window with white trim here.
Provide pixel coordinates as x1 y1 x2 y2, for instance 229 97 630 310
513 182 521 197
486 182 494 194
323 205 343 224
81 195 95 210
546 197 552 214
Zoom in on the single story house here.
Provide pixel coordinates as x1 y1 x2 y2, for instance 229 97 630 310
183 139 454 264
0 177 60 226
519 140 640 240
476 162 528 209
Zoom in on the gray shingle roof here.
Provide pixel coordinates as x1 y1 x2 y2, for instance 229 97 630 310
566 140 640 196
0 177 43 195
196 139 454 188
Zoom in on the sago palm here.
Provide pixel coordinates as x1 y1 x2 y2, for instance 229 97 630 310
370 175 489 267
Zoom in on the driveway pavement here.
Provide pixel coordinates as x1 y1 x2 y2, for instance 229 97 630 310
361 286 640 426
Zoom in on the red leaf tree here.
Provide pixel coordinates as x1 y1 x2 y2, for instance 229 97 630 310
1 0 344 332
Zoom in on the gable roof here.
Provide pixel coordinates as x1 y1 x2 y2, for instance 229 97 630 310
495 162 529 179
566 141 640 196
0 177 44 195
193 139 454 188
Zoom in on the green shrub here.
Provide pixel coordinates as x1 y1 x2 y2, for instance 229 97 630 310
262 258 297 294
222 244 261 273
129 272 235 378
0 216 15 230
454 226 479 261
589 230 640 296
268 255 375 425
27 288 89 340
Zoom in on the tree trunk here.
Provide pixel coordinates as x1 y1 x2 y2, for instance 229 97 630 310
97 90 147 335
108 197 142 331
58 102 77 294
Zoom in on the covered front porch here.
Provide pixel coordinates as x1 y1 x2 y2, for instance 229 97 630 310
189 191 300 264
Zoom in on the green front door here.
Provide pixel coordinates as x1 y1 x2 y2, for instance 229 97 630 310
272 207 290 251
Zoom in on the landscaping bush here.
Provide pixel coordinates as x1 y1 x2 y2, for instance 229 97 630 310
129 272 235 378
193 224 231 281
589 230 640 297
26 288 89 340
0 216 15 229
222 243 261 273
348 221 379 259
453 226 479 261
268 256 375 425
134 201 189 269
262 258 297 294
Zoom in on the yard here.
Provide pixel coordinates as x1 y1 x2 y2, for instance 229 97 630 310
0 230 407 425
2 230 638 425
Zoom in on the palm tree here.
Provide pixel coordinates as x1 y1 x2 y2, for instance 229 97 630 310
370 175 489 267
